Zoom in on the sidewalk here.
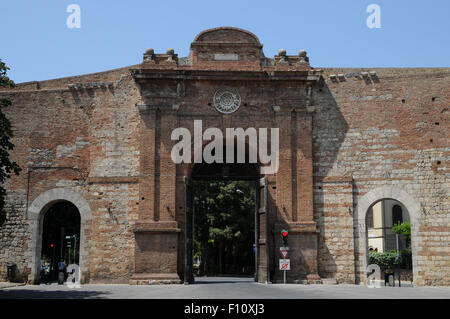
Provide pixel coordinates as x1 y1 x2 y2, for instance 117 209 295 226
0 282 26 289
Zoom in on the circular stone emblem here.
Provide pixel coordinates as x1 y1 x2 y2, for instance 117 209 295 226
213 88 241 114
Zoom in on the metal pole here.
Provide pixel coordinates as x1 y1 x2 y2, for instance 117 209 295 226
396 233 401 287
51 245 55 279
284 270 286 284
60 227 65 260
254 180 259 282
74 235 77 264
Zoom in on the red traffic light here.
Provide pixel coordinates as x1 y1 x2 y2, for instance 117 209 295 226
50 244 54 248
281 230 288 246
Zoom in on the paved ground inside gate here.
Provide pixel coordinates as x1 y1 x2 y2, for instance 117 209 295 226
0 277 449 299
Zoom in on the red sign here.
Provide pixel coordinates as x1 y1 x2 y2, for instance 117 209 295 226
279 259 290 270
279 246 289 258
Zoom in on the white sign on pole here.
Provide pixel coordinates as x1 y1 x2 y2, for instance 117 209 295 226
279 259 290 271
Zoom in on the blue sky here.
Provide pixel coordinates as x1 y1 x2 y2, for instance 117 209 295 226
2 0 449 83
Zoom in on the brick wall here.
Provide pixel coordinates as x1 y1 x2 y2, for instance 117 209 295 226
0 71 143 283
0 29 448 285
314 68 449 285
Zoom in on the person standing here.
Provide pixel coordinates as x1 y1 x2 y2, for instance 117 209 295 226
57 259 66 284
43 260 50 284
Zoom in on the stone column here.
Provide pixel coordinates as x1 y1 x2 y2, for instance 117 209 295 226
158 108 178 222
273 105 319 283
296 107 314 222
274 109 294 222
137 104 157 221
131 104 181 284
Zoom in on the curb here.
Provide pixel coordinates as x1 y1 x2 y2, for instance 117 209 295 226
0 282 26 289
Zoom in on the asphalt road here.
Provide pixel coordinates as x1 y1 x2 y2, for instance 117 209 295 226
0 277 449 299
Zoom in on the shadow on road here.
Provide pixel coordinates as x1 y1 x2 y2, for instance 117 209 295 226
193 276 255 284
0 287 110 299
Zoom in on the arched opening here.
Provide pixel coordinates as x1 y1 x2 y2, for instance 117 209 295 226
183 137 266 283
190 160 260 281
39 201 81 284
192 170 257 279
366 199 413 285
27 188 91 284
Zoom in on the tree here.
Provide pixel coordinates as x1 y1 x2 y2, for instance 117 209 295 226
193 180 255 276
392 222 411 247
392 222 413 270
0 59 21 226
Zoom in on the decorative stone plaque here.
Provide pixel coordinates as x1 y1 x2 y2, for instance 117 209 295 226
214 53 239 61
213 88 241 114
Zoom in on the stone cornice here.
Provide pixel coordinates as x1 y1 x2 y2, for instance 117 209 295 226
131 68 322 82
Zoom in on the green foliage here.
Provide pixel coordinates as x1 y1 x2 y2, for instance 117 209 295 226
0 60 16 89
194 180 255 243
0 59 21 224
369 248 412 271
392 221 411 248
368 250 398 271
392 222 411 241
193 180 255 275
193 239 202 259
369 222 413 271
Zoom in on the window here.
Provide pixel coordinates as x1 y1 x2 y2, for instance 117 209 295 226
392 205 403 225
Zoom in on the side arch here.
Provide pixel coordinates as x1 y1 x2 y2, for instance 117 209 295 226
27 188 91 284
354 186 421 285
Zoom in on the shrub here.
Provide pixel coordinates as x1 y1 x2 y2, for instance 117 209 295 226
369 250 398 271
368 249 412 271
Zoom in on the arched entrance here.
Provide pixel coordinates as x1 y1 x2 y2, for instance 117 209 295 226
183 144 271 284
188 162 259 283
40 201 80 283
27 188 91 284
354 186 420 285
366 199 413 285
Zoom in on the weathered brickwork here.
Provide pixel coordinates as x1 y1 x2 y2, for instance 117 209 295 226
0 190 28 281
0 28 448 285
314 177 355 284
313 68 449 285
87 182 139 283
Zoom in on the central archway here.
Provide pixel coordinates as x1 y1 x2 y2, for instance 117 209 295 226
185 160 261 284
180 129 277 284
192 163 258 278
